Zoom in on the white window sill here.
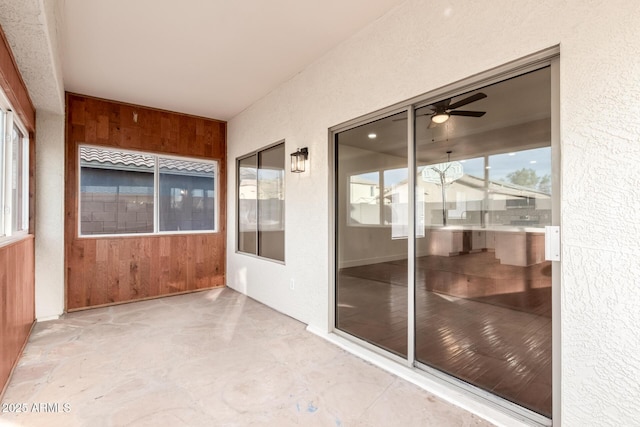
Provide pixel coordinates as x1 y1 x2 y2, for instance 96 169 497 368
0 232 33 249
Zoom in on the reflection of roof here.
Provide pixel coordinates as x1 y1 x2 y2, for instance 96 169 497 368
80 147 215 175
350 176 378 186
381 172 550 198
457 173 550 198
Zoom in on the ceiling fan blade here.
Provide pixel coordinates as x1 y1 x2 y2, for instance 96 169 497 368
449 110 486 117
431 98 451 109
447 92 487 110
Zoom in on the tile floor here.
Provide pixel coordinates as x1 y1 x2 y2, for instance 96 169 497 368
1 288 493 427
337 252 552 417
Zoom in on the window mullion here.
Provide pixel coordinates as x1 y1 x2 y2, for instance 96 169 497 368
256 153 260 256
21 131 28 231
0 110 5 237
154 156 159 233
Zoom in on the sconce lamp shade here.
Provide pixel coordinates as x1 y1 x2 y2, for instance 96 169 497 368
290 147 308 173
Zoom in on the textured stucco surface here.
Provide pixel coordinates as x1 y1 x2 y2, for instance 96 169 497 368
227 0 640 425
34 111 65 320
0 0 66 319
0 0 638 425
0 0 64 114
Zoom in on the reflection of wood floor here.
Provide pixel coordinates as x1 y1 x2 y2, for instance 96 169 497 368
337 251 552 418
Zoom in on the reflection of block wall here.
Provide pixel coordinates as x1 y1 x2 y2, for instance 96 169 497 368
158 195 215 231
81 192 153 234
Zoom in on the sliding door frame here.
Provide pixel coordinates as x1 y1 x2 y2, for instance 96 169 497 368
328 46 560 427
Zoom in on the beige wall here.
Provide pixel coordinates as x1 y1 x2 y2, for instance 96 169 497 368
228 1 640 425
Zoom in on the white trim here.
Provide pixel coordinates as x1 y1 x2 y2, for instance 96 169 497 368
1 109 30 238
0 232 30 249
153 155 159 233
36 314 61 322
77 143 220 237
406 104 416 368
550 56 562 424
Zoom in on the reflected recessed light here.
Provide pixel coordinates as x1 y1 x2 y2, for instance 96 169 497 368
530 160 537 164
368 133 377 139
460 160 466 163
508 152 516 156
485 166 491 169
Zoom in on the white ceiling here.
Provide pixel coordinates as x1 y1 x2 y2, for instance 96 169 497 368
61 0 406 121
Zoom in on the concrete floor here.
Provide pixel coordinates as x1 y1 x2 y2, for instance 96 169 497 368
1 288 493 427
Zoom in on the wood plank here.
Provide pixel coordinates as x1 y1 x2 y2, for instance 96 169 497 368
0 26 35 131
0 237 35 398
65 94 227 310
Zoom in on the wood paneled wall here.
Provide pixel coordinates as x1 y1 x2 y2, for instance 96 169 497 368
65 93 227 310
0 237 35 396
0 27 35 131
0 25 36 398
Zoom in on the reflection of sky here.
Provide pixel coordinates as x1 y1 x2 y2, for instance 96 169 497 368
258 169 284 180
358 171 379 183
351 169 408 187
352 147 551 187
460 147 551 181
384 168 407 186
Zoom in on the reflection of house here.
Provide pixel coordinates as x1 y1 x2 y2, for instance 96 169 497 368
238 169 285 231
375 171 551 228
350 175 379 203
349 175 380 224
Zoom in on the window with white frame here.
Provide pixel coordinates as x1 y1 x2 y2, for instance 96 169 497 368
79 145 218 236
0 92 30 241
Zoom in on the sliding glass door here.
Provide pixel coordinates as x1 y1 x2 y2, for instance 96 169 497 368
333 58 557 422
335 111 409 358
414 67 553 417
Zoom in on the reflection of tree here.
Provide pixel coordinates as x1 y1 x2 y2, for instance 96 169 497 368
506 168 551 193
431 164 453 226
538 174 551 193
425 162 464 226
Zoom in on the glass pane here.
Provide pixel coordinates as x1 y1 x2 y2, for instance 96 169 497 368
349 171 380 225
487 148 552 227
159 158 216 232
11 126 24 232
414 67 552 417
257 144 285 261
238 155 258 255
80 147 154 235
384 168 414 239
336 111 408 357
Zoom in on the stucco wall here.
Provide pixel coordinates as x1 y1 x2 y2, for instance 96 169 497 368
35 112 65 320
227 0 640 425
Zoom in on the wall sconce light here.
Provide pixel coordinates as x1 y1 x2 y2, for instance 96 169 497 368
290 147 308 173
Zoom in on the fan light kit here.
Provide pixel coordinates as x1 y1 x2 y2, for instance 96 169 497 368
428 92 487 128
431 113 450 124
